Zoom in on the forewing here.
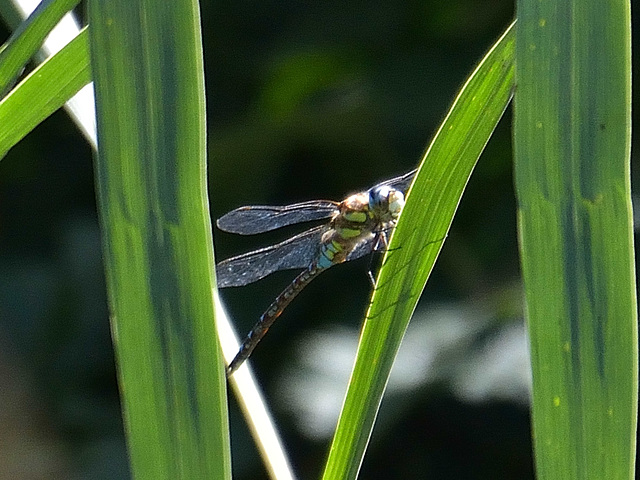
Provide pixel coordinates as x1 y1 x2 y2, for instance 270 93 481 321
217 200 338 235
216 225 327 287
373 169 417 193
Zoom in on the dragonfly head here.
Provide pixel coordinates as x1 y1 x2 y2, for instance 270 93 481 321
369 185 405 220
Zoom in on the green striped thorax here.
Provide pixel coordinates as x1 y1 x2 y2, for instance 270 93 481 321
317 185 405 269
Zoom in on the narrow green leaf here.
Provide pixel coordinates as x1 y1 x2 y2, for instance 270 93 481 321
514 1 636 479
0 27 90 160
322 23 515 480
0 0 81 95
88 1 230 478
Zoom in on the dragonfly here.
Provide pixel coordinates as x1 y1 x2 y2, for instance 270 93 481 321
216 169 416 376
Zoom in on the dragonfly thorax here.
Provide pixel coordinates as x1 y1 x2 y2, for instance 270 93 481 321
332 186 405 235
318 186 404 268
338 192 371 223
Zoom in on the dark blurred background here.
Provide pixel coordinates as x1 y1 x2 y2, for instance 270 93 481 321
0 1 637 479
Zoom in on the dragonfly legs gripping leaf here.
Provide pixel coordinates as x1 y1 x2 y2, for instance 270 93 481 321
366 224 396 286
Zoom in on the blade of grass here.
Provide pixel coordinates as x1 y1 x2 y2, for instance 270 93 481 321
1 4 293 477
88 1 230 478
0 27 89 159
0 0 81 95
1 0 96 144
322 22 516 480
514 1 636 478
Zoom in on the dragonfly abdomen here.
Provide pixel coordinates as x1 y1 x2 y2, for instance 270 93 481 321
226 261 327 376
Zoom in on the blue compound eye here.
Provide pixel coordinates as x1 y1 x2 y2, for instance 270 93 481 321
369 185 392 210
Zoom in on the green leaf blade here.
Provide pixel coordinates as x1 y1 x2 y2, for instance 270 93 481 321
322 23 516 480
514 1 636 478
0 27 90 160
88 1 230 478
0 0 81 94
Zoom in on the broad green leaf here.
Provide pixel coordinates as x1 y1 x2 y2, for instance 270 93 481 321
322 22 515 480
514 1 636 479
0 27 90 160
88 1 230 478
0 0 81 95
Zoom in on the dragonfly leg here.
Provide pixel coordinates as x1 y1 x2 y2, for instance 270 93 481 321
366 228 392 286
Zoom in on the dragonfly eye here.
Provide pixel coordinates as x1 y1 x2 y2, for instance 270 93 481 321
369 186 405 218
369 185 391 210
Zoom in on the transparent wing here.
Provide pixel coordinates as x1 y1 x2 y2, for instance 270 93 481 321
217 200 338 235
372 168 417 193
344 219 399 263
344 235 377 263
216 225 327 287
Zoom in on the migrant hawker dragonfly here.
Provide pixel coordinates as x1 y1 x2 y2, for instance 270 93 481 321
217 169 415 376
